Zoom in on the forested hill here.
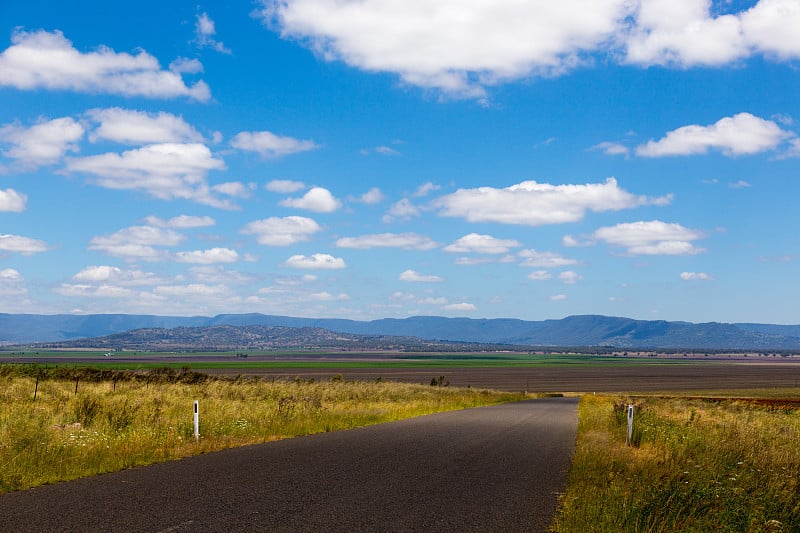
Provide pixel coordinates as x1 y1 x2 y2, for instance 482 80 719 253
2 313 800 350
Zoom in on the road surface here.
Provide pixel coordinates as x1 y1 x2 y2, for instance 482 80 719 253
0 397 578 532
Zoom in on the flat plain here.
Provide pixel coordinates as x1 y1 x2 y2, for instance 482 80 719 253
3 350 800 392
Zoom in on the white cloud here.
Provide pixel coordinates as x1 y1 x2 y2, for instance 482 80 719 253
729 180 752 189
0 234 49 254
443 233 522 254
144 215 215 228
357 187 386 205
65 143 232 208
0 117 84 167
241 215 322 246
169 57 204 74
550 294 567 301
72 265 164 286
0 29 210 100
592 141 630 156
284 253 346 269
0 188 27 212
89 225 184 261
195 12 231 54
589 220 706 255
559 270 582 284
518 249 578 268
213 181 253 198
528 270 553 281
280 186 341 212
434 178 670 226
266 179 306 193
231 130 318 157
625 0 800 67
0 268 27 296
413 182 441 197
308 291 350 301
175 248 239 264
55 283 134 298
443 302 477 312
258 0 631 98
86 108 204 145
383 198 421 222
399 269 444 282
336 232 437 250
636 113 792 157
680 271 714 281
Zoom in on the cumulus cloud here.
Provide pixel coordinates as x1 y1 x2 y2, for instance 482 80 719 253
434 178 670 226
592 141 630 156
356 187 386 204
241 216 321 246
0 29 210 100
575 220 707 255
559 270 582 284
0 188 27 212
335 232 437 250
284 253 346 269
0 117 84 167
443 302 477 312
255 1 800 99
55 283 134 298
194 12 231 54
0 268 27 296
636 113 792 157
413 182 441 197
383 198 421 222
625 0 800 67
65 143 232 208
443 233 522 254
528 270 553 281
0 234 49 254
399 269 444 282
175 248 239 264
86 108 204 145
550 294 567 301
213 181 254 198
266 179 306 193
88 225 184 261
680 271 714 281
144 215 215 228
71 265 164 286
518 249 578 268
153 283 231 298
231 130 318 157
257 0 630 97
280 186 341 212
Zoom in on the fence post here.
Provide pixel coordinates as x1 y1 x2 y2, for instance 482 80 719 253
626 404 635 446
194 400 200 442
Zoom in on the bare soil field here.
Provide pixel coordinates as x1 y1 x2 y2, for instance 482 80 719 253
4 353 800 392
209 362 800 392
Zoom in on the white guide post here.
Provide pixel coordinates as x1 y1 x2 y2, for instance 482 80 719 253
626 404 634 446
194 400 200 442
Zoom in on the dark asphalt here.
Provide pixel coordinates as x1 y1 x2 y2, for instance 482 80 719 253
0 397 578 532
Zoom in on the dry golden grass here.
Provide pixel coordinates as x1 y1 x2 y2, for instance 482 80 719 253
553 394 800 532
0 372 525 493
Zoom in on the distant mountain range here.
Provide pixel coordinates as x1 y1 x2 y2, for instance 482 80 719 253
2 313 800 351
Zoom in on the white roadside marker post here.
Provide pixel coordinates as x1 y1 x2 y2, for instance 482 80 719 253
626 404 634 446
194 400 200 443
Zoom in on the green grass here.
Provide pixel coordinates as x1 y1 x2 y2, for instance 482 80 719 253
553 394 800 532
0 350 727 371
0 368 526 493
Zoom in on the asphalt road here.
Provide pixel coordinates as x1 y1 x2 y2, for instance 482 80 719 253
0 397 578 532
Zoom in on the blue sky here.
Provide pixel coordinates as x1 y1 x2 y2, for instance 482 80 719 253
1 0 799 323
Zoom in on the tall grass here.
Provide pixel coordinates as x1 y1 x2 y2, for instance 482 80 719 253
0 368 525 493
553 395 800 532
